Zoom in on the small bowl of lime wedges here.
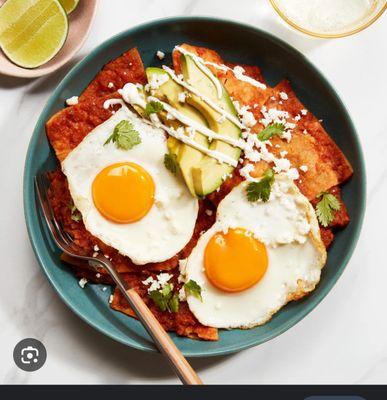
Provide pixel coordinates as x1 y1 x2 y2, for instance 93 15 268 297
0 0 98 78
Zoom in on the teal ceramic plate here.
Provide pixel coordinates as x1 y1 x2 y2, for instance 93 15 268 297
24 17 366 357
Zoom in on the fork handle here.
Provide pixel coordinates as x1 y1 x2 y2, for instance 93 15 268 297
123 288 202 385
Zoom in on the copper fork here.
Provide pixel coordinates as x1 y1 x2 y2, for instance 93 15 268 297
34 173 202 385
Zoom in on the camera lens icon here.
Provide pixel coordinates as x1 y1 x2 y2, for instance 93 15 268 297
13 338 46 372
21 346 39 365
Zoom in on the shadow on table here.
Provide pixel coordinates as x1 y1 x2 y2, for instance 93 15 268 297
1 258 231 384
0 56 82 91
53 298 233 383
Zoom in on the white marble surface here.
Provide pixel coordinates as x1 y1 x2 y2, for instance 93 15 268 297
0 0 386 385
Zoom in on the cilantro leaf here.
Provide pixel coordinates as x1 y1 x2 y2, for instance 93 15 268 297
315 192 341 227
68 202 82 223
184 280 202 301
149 289 169 312
149 283 179 313
161 283 172 297
246 168 275 202
169 293 180 313
104 120 141 150
164 153 178 175
257 123 285 141
145 101 164 116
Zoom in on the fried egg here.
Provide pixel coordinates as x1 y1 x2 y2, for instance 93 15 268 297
62 106 198 265
183 175 326 329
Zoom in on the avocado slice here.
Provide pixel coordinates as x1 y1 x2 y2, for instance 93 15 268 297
179 54 242 196
146 67 209 196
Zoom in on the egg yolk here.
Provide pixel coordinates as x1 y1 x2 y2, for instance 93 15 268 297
92 162 155 223
204 228 268 292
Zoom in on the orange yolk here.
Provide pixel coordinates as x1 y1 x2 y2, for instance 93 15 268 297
92 162 155 223
204 228 268 292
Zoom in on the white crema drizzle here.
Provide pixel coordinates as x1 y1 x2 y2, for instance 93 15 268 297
104 85 238 167
175 46 267 91
105 48 297 175
147 96 246 150
162 65 245 129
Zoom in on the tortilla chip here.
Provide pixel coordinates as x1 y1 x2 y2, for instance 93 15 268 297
79 48 146 101
46 48 147 162
173 43 271 111
46 94 120 162
110 275 218 341
257 80 353 198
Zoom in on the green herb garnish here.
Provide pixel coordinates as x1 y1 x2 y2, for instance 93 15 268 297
68 203 82 223
184 280 202 301
164 153 178 175
246 168 275 202
315 191 341 227
257 123 285 141
169 292 180 313
145 101 164 116
149 283 179 313
104 120 141 150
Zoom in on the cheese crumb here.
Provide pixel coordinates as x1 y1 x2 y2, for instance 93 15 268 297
240 163 255 181
286 168 300 180
156 50 165 60
93 244 99 252
66 96 79 106
178 287 187 302
205 209 213 216
142 273 173 293
279 91 288 100
233 101 257 128
146 73 169 91
178 92 187 103
107 82 114 89
299 165 308 172
179 259 188 275
96 273 101 278
109 295 114 304
301 109 308 116
274 157 291 173
280 150 288 158
79 278 88 288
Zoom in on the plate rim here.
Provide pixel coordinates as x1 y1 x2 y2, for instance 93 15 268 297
23 16 366 357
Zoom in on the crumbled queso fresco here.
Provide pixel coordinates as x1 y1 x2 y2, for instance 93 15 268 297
66 96 79 106
156 50 165 60
113 48 310 189
142 273 173 293
78 277 88 288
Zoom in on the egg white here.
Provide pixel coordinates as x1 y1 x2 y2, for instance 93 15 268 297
183 175 326 329
62 106 199 265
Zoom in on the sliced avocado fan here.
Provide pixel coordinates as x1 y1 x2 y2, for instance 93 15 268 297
146 67 209 196
180 54 242 196
131 58 242 197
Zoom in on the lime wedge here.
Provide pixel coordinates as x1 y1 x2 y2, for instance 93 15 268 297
0 0 69 69
59 0 80 14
